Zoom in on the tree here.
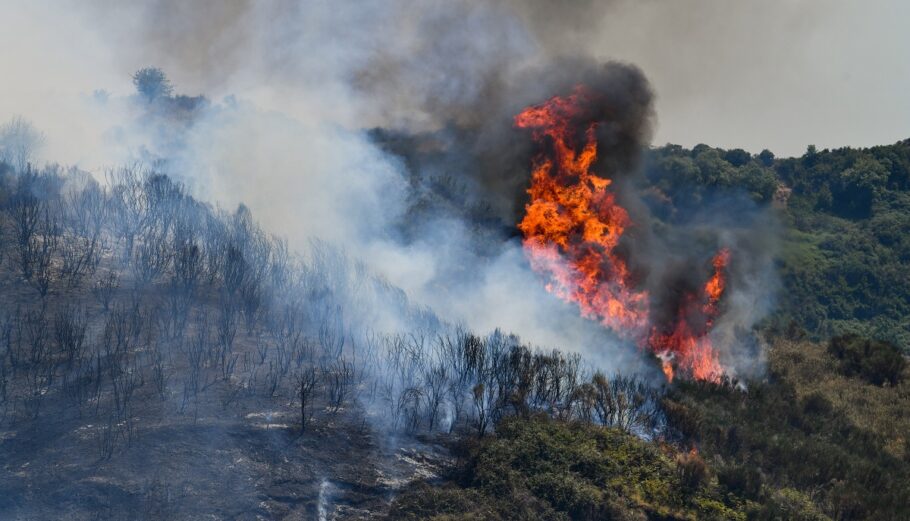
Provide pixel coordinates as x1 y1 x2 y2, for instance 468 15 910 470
0 117 45 172
132 68 173 103
296 367 319 432
723 148 751 167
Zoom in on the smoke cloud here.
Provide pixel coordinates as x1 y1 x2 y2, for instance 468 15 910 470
0 0 785 378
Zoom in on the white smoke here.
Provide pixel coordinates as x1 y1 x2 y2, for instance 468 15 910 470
0 0 802 375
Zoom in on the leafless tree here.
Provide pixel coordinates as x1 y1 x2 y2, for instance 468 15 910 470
201 214 228 285
324 358 354 413
171 232 202 296
106 166 149 259
31 210 59 296
65 178 108 239
60 234 98 286
223 244 247 297
264 360 282 398
0 116 45 172
1 310 19 370
447 378 467 434
150 344 170 401
296 366 319 432
23 307 49 368
60 181 107 285
112 359 142 418
398 387 424 433
255 334 270 365
98 412 117 460
471 381 497 438
423 364 448 431
132 231 171 286
188 313 208 375
54 305 87 369
590 372 662 433
239 279 262 333
93 271 120 312
10 171 44 280
19 307 51 419
317 310 346 361
216 301 238 381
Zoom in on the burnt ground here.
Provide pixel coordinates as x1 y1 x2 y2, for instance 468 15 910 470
0 254 452 521
0 378 452 520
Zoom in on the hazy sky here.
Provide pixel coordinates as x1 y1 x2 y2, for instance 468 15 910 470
591 1 910 156
1 0 908 162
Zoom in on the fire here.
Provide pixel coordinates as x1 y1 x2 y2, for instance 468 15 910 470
648 249 729 383
515 87 730 382
515 87 649 334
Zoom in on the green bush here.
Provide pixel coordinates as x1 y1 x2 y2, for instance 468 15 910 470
827 334 906 385
390 415 759 520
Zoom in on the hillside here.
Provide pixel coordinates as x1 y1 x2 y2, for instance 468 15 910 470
0 139 908 519
643 141 910 349
4 2 910 520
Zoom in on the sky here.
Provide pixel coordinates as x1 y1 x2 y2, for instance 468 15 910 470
589 1 910 156
1 1 908 162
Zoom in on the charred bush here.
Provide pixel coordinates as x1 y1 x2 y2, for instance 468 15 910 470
296 366 320 431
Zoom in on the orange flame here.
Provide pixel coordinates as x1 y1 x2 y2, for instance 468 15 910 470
649 249 729 383
515 87 730 382
516 87 649 334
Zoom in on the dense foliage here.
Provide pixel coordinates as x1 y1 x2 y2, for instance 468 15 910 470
390 338 910 520
390 415 755 521
644 141 910 351
389 413 839 521
662 339 910 520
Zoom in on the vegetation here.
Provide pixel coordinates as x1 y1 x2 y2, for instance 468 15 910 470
662 338 910 520
644 141 910 351
388 142 910 520
390 338 910 520
390 414 757 520
1 69 908 519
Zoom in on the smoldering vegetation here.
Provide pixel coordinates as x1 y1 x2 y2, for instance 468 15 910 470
0 159 670 518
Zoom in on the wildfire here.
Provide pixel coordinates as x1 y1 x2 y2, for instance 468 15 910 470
515 87 650 334
515 87 730 382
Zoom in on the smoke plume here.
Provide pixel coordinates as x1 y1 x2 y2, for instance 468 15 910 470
0 0 778 378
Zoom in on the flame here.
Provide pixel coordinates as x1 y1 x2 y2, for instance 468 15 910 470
649 249 729 383
515 87 731 382
515 87 649 334
703 248 731 321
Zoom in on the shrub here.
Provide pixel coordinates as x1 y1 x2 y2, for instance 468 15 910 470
827 334 906 385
